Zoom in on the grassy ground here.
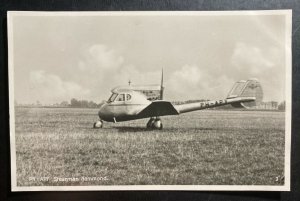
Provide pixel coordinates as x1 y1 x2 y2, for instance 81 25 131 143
14 107 285 186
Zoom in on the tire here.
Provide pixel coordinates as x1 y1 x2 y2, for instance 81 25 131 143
93 120 103 128
159 123 163 130
146 118 155 129
153 120 163 130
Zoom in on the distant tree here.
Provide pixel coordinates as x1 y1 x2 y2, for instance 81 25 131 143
70 98 80 107
36 100 42 106
214 104 234 110
88 101 98 108
60 101 69 107
185 99 208 104
70 98 103 108
97 100 106 107
81 100 88 107
278 101 286 111
172 99 208 105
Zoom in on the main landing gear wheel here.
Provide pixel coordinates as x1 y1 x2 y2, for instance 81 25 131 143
146 117 163 130
93 120 103 128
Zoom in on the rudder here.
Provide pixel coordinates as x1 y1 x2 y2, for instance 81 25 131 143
227 78 263 108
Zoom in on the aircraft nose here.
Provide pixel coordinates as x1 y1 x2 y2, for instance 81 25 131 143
98 103 111 121
98 104 105 119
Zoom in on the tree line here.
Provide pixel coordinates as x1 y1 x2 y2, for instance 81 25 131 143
16 98 286 111
68 98 104 108
44 98 104 108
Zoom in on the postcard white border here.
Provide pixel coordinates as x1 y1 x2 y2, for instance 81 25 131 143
8 10 292 192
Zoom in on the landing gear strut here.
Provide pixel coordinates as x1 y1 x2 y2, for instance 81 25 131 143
146 117 163 130
93 119 103 128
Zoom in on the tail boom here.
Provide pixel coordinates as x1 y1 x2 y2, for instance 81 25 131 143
175 97 255 114
175 78 262 114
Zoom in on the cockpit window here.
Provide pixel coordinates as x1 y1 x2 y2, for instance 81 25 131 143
126 94 132 101
108 93 118 102
116 94 125 101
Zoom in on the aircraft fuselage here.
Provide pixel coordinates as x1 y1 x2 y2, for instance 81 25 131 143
98 89 152 122
98 102 150 122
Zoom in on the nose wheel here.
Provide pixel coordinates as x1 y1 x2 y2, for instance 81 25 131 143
93 119 103 128
146 117 163 130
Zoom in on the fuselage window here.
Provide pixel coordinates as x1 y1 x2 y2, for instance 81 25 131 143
126 94 132 101
116 94 125 101
108 93 118 102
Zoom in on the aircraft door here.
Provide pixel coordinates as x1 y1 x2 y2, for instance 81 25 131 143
125 93 142 115
125 93 134 115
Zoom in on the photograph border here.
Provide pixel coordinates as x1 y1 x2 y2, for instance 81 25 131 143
8 10 292 192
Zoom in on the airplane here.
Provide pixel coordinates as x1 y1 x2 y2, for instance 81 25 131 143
93 70 263 129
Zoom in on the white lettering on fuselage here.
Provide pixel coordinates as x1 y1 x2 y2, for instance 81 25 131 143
199 99 227 108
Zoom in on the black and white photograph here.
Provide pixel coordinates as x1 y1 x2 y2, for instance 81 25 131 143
8 10 291 191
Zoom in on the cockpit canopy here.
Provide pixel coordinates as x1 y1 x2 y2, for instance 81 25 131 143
107 88 150 104
108 93 132 103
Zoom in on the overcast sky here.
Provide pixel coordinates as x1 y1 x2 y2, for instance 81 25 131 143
11 12 288 104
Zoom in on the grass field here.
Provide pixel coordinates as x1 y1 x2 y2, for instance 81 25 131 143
14 107 285 186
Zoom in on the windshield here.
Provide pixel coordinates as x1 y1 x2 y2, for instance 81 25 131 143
108 93 118 102
116 94 125 101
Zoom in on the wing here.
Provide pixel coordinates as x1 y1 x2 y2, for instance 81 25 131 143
138 100 179 118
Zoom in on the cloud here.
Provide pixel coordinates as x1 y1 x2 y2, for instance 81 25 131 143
28 43 282 103
166 65 202 95
79 44 124 72
76 44 163 101
229 42 285 101
29 70 90 104
75 44 249 102
231 42 274 75
76 44 126 100
166 65 234 101
112 65 161 86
